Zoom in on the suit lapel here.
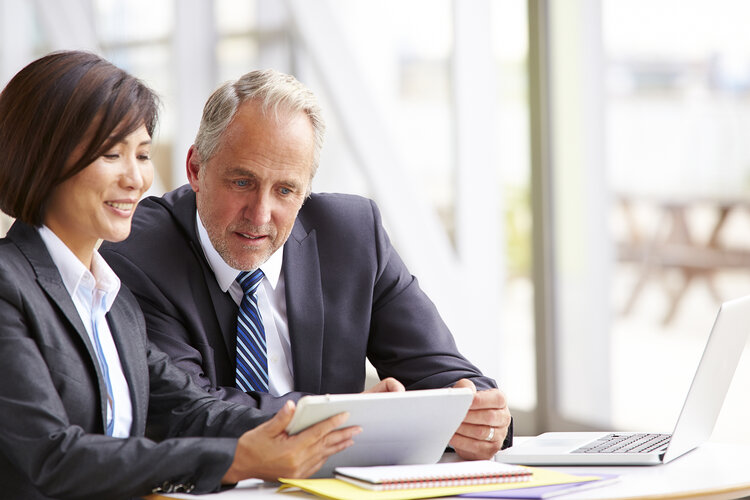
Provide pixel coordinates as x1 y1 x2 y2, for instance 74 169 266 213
194 240 238 363
37 275 92 350
284 220 324 394
9 222 110 431
107 301 148 436
168 188 238 366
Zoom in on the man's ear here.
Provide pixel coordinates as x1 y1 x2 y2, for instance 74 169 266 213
186 145 201 192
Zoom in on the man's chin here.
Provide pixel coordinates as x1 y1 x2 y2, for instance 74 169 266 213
224 248 272 271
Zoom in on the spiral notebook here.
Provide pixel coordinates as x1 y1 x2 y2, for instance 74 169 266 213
334 460 531 491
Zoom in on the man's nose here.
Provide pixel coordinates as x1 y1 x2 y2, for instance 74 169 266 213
243 192 272 226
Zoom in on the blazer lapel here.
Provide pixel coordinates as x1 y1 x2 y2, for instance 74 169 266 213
107 302 148 436
167 187 238 365
9 222 110 431
284 220 324 394
37 276 91 349
194 240 238 363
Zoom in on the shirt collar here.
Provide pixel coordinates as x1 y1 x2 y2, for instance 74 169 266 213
195 211 283 293
37 226 121 311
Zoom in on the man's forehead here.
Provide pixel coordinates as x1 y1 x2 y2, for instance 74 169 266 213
236 98 308 126
224 105 312 147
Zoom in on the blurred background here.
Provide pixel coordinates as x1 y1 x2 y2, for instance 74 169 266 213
2 0 750 442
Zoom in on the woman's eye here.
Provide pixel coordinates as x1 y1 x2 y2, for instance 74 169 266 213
102 154 119 160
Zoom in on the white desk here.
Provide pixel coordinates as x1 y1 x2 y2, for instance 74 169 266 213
150 440 750 500
509 441 750 499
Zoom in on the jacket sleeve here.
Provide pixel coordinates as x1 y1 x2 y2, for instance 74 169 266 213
102 245 307 413
0 267 255 499
364 199 497 390
362 199 514 449
144 338 272 441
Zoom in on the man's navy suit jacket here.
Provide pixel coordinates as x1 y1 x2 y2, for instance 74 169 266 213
102 186 511 448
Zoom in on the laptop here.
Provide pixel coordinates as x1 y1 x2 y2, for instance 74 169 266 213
496 294 750 466
285 387 474 477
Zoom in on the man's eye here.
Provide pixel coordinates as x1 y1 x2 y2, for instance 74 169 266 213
280 187 291 195
236 180 248 187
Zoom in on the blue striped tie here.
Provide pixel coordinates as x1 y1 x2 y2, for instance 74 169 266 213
235 269 268 392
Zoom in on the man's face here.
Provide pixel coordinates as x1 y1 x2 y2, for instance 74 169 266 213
187 100 314 271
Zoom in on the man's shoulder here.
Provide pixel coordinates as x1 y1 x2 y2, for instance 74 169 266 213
134 184 194 224
299 192 376 223
293 193 385 252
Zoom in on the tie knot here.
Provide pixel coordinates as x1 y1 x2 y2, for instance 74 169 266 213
237 269 265 295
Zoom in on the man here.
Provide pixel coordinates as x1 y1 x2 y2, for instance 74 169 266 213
101 69 512 459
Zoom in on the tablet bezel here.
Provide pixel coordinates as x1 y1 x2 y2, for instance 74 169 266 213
284 387 475 477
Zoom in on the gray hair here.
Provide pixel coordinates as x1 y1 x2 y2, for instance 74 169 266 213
193 69 325 181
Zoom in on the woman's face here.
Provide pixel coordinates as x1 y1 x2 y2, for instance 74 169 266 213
45 124 153 264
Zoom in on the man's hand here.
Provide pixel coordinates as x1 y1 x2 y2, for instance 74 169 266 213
363 377 405 393
222 400 361 483
448 379 511 460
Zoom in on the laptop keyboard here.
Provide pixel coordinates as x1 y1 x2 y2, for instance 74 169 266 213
573 433 671 454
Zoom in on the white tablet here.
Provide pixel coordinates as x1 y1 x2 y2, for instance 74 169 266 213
285 387 474 477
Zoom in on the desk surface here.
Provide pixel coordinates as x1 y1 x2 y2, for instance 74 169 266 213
150 440 750 500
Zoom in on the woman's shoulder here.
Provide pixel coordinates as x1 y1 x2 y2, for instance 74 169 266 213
0 236 45 310
0 234 35 276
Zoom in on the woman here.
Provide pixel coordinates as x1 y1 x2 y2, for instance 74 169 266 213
0 51 357 499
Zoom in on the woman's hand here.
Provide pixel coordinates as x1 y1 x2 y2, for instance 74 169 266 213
222 400 361 483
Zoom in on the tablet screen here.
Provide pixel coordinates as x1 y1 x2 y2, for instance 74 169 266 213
285 387 474 477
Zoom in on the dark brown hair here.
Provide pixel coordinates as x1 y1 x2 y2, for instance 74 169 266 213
0 50 159 226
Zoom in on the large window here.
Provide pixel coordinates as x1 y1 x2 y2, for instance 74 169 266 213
321 0 535 413
492 1 535 413
604 0 750 443
534 0 750 443
4 0 748 444
0 2 536 419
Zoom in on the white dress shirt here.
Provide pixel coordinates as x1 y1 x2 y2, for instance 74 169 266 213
196 212 295 396
38 226 133 438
